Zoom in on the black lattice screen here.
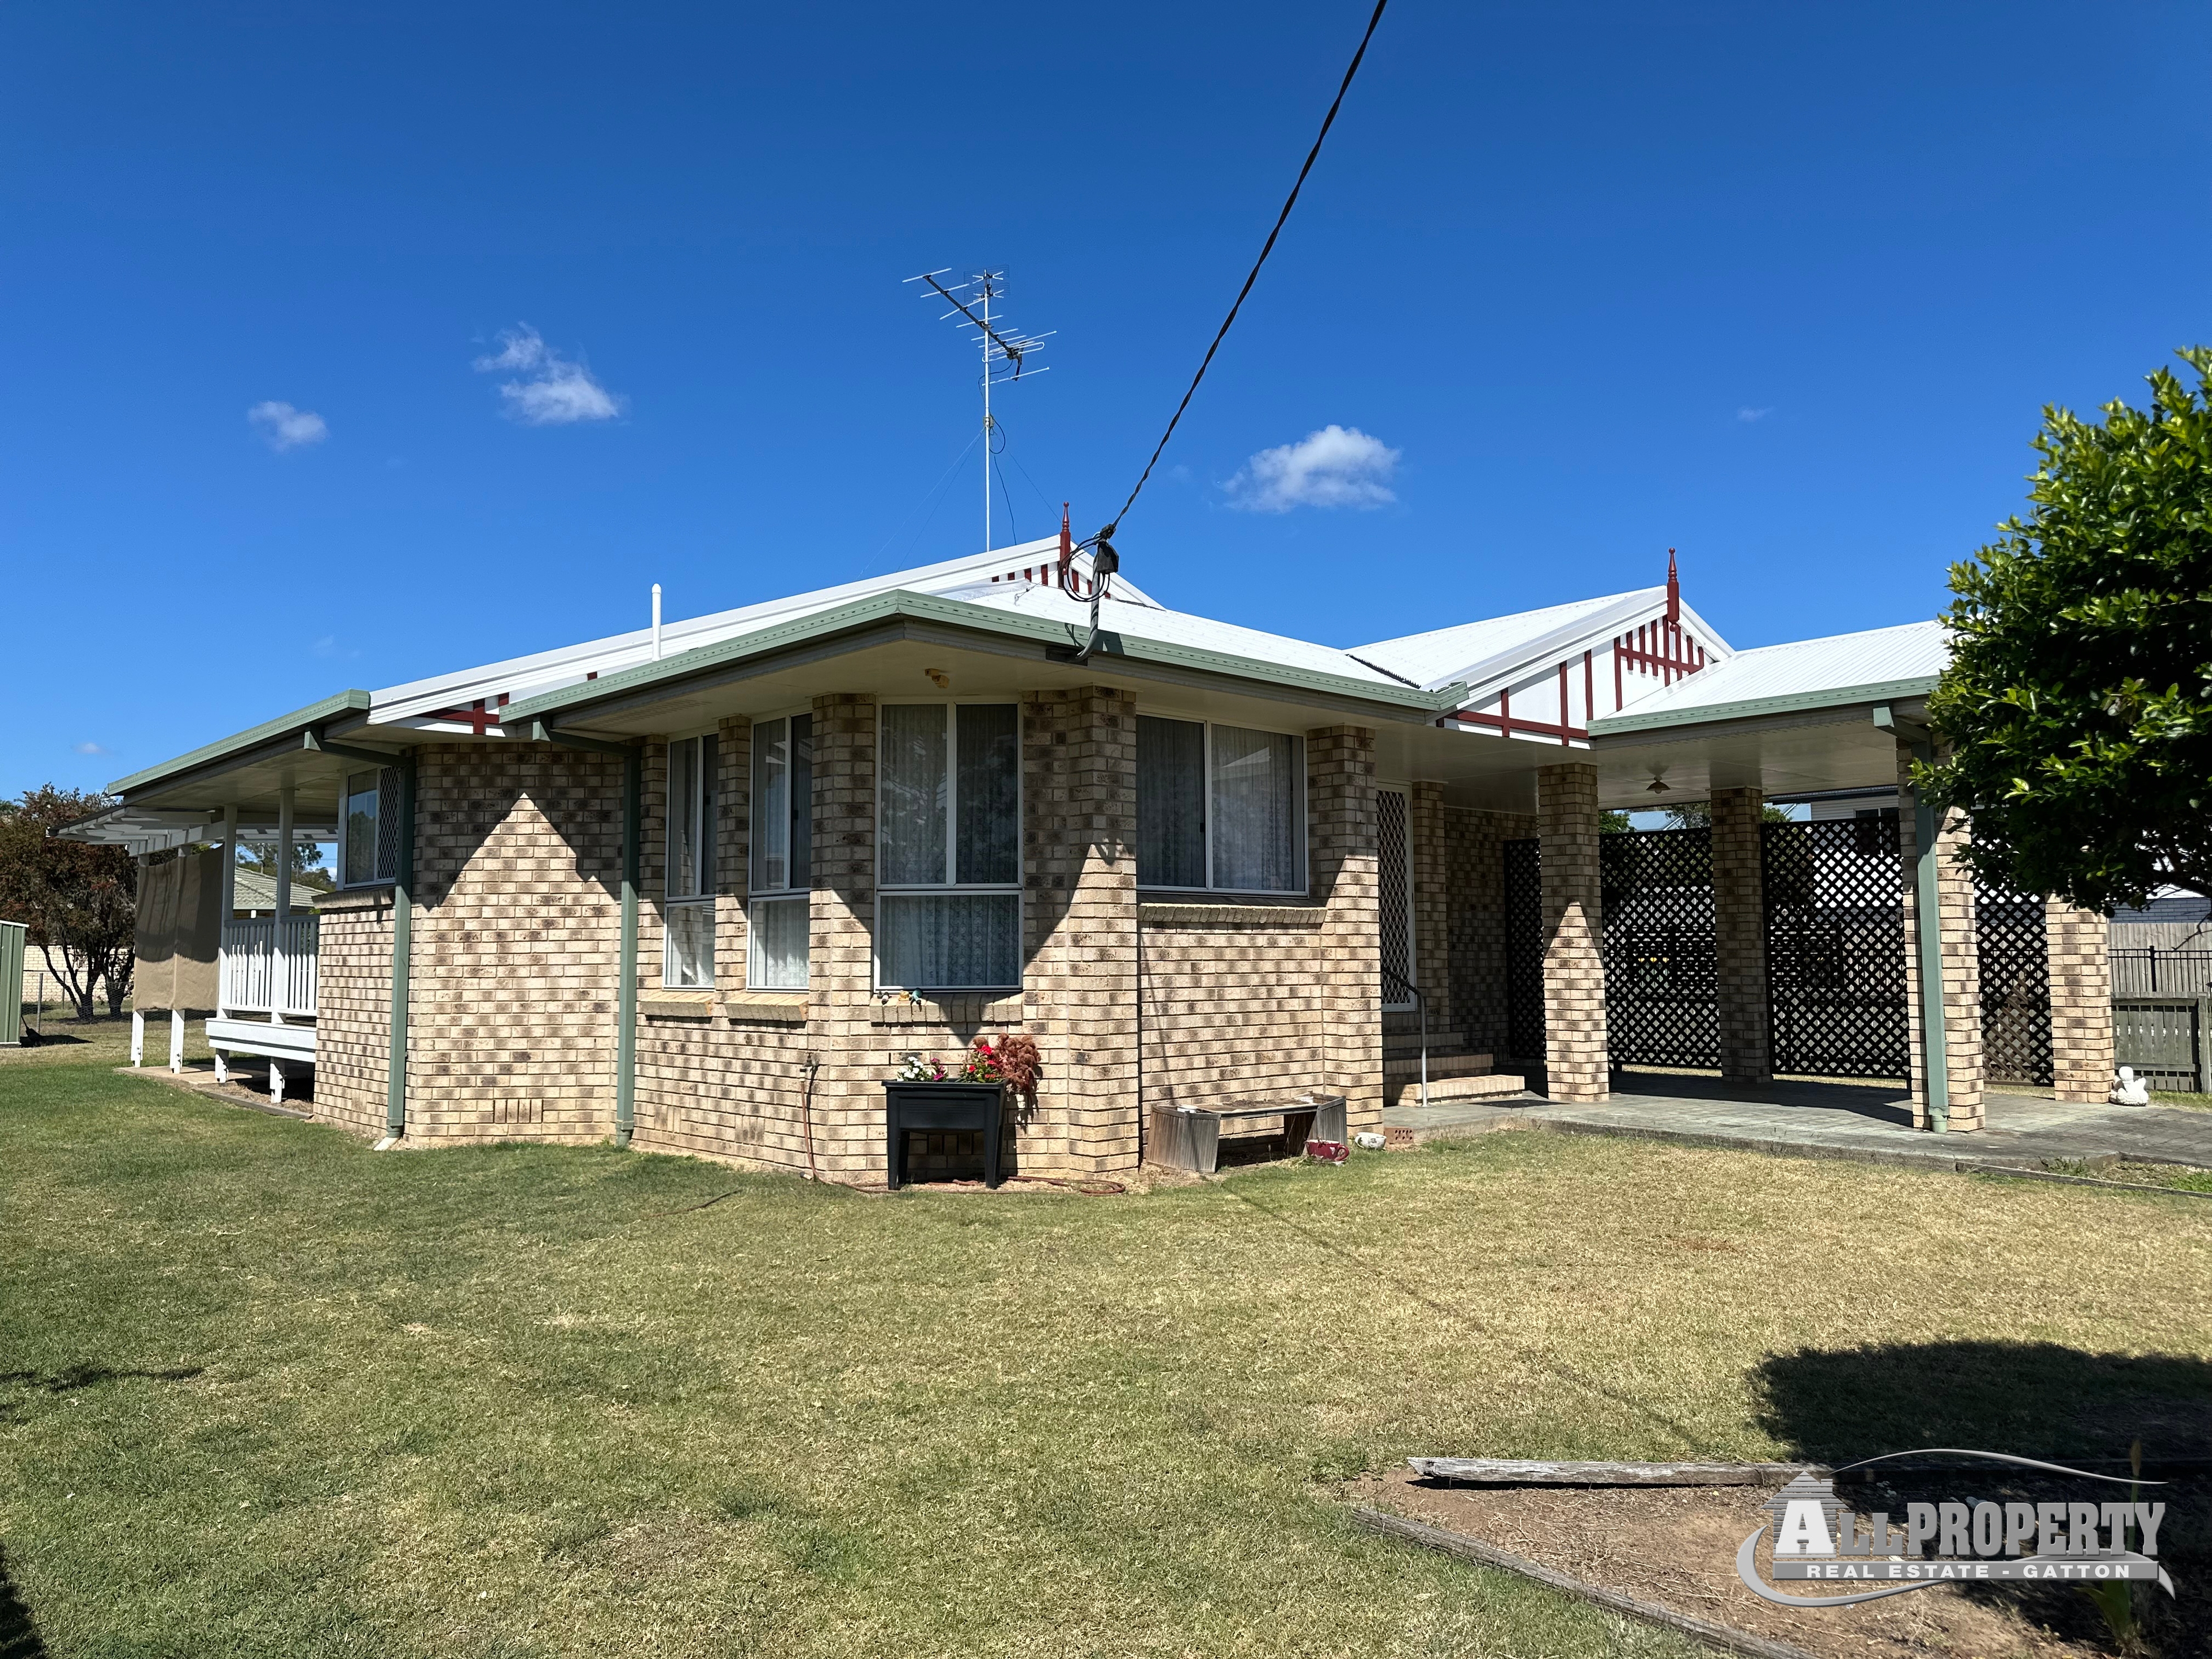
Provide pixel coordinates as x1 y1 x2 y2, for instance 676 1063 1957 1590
1975 870 2052 1086
1502 838 1545 1061
1763 815 1908 1078
1378 788 1413 1007
1600 827 1718 1067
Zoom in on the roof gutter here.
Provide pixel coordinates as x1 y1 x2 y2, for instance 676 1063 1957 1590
1588 674 1941 738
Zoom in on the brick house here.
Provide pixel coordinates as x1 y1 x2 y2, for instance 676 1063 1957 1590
70 535 2113 1175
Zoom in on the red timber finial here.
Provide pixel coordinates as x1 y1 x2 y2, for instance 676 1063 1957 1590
1665 547 1680 623
1059 503 1074 584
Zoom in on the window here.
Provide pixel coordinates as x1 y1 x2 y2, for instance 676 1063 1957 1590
342 768 402 886
877 703 1020 990
664 733 718 987
1136 717 1306 894
748 714 811 989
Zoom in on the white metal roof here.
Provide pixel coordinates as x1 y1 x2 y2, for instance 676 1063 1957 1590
951 578 1412 688
373 535 1154 727
1592 620 1947 728
1350 586 1734 698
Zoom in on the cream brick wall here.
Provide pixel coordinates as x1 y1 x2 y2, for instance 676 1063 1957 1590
1440 805 1534 1059
2046 897 2115 1103
407 744 623 1142
313 887 393 1139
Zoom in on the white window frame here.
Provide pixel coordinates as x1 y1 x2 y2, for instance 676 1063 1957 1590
747 710 812 991
873 699 1023 993
662 731 718 988
1135 716 1309 897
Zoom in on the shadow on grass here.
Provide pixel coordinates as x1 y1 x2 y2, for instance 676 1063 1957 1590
0 1365 204 1426
1755 1343 2212 1652
1753 1340 2212 1465
0 1544 46 1659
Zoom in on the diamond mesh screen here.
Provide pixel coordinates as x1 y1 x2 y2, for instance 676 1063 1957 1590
1600 827 1717 1067
1503 838 1545 1062
376 766 403 884
1378 788 1412 1007
1975 869 2052 1086
1763 815 1907 1078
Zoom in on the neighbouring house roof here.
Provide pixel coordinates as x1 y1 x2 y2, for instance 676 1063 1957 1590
231 867 330 911
1586 620 1948 734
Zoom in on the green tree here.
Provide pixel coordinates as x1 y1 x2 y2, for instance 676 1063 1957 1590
0 787 137 1018
1649 799 1792 831
1923 347 2212 910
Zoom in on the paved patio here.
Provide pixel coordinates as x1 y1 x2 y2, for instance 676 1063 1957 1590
1384 1070 2212 1176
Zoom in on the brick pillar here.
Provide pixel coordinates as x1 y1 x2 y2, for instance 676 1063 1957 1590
1710 787 1770 1085
2046 898 2115 1103
1899 749 1984 1130
1022 687 1139 1173
808 693 879 1179
1410 782 1450 1022
1309 726 1383 1134
1537 762 1608 1103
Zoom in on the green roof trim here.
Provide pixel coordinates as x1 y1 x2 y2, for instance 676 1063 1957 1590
1588 674 1942 737
502 590 1465 725
111 689 375 796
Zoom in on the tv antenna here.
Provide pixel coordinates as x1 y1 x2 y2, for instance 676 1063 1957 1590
905 268 1051 552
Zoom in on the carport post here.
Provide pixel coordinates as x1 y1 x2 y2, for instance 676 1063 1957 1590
1875 707 1948 1132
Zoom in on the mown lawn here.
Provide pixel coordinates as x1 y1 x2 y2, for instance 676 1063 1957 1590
3 1065 2210 1658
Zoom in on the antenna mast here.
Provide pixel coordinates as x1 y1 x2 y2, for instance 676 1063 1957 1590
905 268 1052 552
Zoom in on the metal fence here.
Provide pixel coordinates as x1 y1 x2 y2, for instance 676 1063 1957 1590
2111 948 2212 999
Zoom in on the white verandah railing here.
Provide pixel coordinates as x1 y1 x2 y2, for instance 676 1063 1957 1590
219 916 319 1017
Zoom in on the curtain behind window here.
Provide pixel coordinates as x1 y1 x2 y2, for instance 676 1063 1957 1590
1210 725 1304 892
878 893 1020 988
1136 716 1206 887
880 705 947 885
955 703 1018 884
668 738 701 896
747 895 808 988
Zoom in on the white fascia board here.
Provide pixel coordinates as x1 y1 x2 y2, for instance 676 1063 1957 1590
369 534 1094 728
1450 593 1733 709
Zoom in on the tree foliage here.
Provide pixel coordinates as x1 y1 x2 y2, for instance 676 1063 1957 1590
1923 348 2212 911
0 787 137 1019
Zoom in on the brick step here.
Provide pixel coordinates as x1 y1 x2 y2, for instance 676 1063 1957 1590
1382 1052 1493 1082
1387 1071 1529 1105
1383 1029 1465 1055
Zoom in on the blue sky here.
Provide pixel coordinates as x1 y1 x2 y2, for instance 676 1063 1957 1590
5 2 2208 798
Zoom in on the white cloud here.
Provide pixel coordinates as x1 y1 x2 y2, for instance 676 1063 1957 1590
474 324 624 425
1226 425 1399 513
247 400 328 450
73 741 109 756
1737 406 1773 423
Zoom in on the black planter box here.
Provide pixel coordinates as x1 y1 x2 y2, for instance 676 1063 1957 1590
882 1080 1005 1190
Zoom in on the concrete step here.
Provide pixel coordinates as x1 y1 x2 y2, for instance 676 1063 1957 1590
1385 1071 1528 1105
1382 1051 1493 1082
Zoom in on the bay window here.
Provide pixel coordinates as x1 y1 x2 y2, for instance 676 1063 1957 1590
748 713 811 989
1136 717 1306 894
877 703 1020 990
663 733 718 987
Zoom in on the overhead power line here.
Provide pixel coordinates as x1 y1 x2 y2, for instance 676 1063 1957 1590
1096 0 1391 546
